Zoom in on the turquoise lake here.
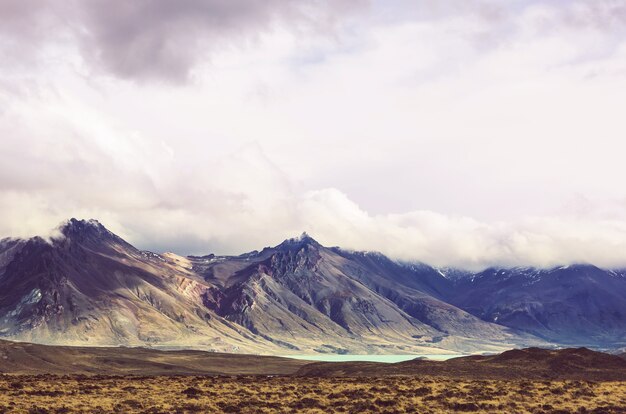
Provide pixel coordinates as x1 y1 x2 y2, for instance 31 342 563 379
282 354 463 363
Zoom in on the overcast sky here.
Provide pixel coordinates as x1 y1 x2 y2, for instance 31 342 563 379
2 0 626 269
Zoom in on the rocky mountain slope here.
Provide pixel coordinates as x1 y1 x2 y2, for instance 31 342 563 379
194 234 533 353
1 219 625 353
0 219 274 353
447 266 626 347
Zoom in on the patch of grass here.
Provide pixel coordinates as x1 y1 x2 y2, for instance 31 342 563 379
0 375 623 413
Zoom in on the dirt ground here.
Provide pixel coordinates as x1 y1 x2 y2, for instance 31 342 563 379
0 375 624 413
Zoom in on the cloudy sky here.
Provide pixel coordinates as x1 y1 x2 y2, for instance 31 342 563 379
2 0 626 269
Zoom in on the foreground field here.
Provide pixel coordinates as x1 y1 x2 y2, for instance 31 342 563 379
0 342 625 413
0 375 624 414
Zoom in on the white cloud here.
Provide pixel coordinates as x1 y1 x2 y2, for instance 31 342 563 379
1 1 626 269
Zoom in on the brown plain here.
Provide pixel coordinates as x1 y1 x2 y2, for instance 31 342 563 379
0 340 625 413
0 376 625 413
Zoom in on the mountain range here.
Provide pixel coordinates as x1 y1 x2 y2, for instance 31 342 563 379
0 218 625 354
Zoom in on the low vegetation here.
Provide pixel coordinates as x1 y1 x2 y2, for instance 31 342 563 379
0 375 624 413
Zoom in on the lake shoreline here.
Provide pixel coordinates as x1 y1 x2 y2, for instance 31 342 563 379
280 354 465 363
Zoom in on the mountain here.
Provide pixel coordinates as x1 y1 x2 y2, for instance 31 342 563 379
0 221 540 354
193 233 533 353
327 249 526 341
0 219 276 353
447 266 626 347
1 218 625 353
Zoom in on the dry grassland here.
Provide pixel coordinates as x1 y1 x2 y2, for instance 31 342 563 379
0 375 624 413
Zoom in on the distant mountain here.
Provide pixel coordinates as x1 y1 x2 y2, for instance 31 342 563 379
0 219 625 353
447 266 626 347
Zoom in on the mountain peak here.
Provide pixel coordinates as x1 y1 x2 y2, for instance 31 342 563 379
59 218 107 237
276 232 321 250
298 231 313 241
54 218 133 250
